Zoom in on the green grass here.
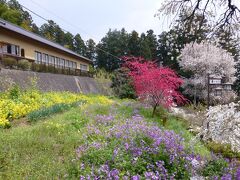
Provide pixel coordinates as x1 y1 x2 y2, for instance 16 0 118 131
0 99 211 179
0 106 91 179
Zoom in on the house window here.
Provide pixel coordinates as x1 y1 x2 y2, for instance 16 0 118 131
35 51 42 64
80 64 88 71
21 49 25 57
16 46 19 55
2 45 7 53
60 58 65 67
7 45 11 54
55 57 60 67
214 89 222 96
73 62 77 69
49 56 55 65
42 53 49 64
6 44 20 56
69 61 73 68
65 60 69 67
224 84 232 91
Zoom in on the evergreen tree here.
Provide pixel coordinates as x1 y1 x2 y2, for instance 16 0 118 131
96 28 128 72
145 30 158 60
7 0 33 31
85 39 96 60
31 23 40 35
63 32 74 50
0 1 21 25
127 30 140 56
139 33 152 59
40 20 65 45
215 28 240 94
73 34 86 55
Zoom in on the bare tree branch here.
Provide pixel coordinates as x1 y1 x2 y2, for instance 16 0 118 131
158 0 240 34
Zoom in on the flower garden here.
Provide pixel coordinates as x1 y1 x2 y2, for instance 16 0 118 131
0 87 240 179
0 86 113 128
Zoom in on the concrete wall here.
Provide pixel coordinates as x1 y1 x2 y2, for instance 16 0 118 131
0 28 90 70
0 68 112 95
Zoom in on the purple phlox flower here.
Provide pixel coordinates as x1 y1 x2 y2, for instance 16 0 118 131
125 143 129 150
113 148 119 156
132 115 143 121
236 167 240 179
99 164 110 174
80 175 85 180
144 172 159 179
191 158 201 169
132 175 140 180
221 174 232 180
87 125 101 135
87 175 91 180
131 147 143 157
76 145 88 158
95 114 115 126
81 163 85 170
110 169 120 179
90 142 103 149
156 160 168 176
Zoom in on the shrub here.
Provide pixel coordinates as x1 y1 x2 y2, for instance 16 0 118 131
111 67 136 99
27 101 83 122
31 63 40 71
38 64 47 72
206 142 240 159
17 59 31 70
202 159 228 177
47 65 55 73
2 57 17 68
8 85 21 100
94 68 113 80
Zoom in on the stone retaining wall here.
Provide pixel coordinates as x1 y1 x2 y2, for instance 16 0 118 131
0 68 112 95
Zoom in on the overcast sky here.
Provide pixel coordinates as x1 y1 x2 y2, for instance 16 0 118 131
17 0 165 43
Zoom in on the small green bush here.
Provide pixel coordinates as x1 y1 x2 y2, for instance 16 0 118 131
38 64 47 72
2 57 17 68
17 59 31 70
206 142 240 158
31 63 40 71
8 85 21 100
202 158 228 177
111 67 136 99
27 101 84 122
47 65 55 73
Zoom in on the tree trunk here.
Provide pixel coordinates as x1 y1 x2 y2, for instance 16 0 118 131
194 85 197 109
152 105 157 117
162 116 167 126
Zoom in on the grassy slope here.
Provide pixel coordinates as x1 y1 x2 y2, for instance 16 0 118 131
0 99 210 179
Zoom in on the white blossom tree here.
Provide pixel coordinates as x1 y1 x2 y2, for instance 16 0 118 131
179 41 236 104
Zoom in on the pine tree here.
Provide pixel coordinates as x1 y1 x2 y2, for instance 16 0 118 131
85 39 96 60
73 34 87 56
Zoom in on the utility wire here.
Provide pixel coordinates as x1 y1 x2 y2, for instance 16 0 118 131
21 4 49 22
29 0 90 38
20 2 122 61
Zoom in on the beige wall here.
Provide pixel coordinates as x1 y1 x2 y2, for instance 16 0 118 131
0 29 90 70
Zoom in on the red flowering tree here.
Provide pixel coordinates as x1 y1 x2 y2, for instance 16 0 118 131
122 56 186 117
